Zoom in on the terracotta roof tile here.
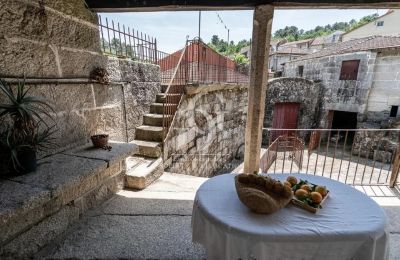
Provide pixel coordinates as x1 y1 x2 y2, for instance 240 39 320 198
289 36 400 62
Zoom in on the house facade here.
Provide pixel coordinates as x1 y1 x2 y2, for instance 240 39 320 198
342 10 400 42
282 36 400 130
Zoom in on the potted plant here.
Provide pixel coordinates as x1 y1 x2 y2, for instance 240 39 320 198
0 79 57 174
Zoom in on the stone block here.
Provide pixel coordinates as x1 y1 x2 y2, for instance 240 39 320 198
0 0 99 52
0 37 59 78
27 84 95 113
58 48 107 78
1 204 80 259
93 83 123 107
84 106 126 142
0 180 53 245
63 142 138 166
9 154 107 205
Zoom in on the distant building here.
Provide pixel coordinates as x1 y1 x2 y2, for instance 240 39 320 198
310 31 345 52
283 36 400 129
279 39 313 51
342 10 400 42
269 47 309 72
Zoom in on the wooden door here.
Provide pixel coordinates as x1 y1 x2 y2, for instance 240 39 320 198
271 103 300 140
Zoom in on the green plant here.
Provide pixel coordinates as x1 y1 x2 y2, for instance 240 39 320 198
0 79 57 173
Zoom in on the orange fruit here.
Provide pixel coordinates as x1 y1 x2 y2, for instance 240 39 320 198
295 189 309 199
300 184 312 192
315 186 328 197
287 176 298 186
310 192 323 204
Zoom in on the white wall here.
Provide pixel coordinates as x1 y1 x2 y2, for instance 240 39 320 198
367 49 400 115
342 10 400 41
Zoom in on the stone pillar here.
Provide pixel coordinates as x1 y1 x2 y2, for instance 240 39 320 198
243 5 274 174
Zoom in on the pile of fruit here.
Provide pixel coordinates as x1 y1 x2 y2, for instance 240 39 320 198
285 176 328 208
237 174 292 199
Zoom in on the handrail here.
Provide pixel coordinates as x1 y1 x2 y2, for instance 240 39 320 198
164 41 188 95
162 40 189 142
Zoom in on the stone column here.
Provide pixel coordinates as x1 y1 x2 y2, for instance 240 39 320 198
243 5 274 173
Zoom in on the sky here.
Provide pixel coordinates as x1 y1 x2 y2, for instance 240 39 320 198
100 9 388 53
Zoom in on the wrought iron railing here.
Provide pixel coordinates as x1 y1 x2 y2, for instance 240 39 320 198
98 15 158 63
262 128 400 187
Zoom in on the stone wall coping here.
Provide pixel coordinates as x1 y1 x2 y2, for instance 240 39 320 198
62 142 137 166
185 83 248 96
0 142 137 245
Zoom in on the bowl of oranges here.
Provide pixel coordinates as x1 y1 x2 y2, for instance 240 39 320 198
285 176 329 213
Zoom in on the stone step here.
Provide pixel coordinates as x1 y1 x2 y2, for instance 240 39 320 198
150 103 178 114
143 113 172 127
125 156 163 190
156 93 182 104
135 125 164 142
130 140 162 158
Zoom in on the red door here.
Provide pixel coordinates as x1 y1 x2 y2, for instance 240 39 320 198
272 103 300 140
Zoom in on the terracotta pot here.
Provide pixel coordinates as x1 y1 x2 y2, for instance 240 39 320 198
90 134 109 148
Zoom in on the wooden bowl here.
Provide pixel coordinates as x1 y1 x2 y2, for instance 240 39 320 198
90 134 109 148
235 174 293 214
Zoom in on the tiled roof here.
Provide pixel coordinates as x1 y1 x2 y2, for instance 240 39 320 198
270 47 310 55
288 36 400 62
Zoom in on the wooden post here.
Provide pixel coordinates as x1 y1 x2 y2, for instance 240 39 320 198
243 5 274 174
389 133 400 188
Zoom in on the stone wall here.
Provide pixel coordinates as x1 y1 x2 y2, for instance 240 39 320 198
0 0 160 157
263 77 321 143
284 51 377 124
367 49 400 124
163 84 248 177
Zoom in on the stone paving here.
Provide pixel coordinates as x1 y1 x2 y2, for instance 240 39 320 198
37 173 400 260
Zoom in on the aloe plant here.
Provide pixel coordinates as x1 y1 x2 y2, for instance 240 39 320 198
0 78 57 173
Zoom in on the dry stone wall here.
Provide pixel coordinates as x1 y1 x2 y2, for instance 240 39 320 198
0 0 160 156
164 85 248 177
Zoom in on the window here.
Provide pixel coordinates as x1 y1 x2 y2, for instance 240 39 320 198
298 66 304 77
390 106 398 117
340 60 360 80
377 21 384 27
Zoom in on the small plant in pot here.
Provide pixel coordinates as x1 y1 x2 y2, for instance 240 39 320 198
0 79 57 175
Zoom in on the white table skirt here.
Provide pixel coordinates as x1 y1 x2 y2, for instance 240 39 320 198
192 174 389 260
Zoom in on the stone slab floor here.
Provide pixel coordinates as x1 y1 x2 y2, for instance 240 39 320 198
37 173 400 260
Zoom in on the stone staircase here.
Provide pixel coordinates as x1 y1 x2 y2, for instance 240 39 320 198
125 84 181 190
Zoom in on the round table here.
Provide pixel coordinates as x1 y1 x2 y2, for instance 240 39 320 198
192 174 388 260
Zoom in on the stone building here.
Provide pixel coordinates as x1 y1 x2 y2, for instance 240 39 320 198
284 36 400 129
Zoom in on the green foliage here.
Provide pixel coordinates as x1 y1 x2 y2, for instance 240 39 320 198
233 54 249 66
273 13 380 42
208 35 250 61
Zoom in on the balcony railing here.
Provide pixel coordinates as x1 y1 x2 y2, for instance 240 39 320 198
262 128 400 187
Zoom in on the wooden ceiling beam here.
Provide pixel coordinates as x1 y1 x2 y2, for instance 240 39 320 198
85 0 399 12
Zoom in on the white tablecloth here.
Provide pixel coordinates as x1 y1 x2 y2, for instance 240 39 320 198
192 174 388 260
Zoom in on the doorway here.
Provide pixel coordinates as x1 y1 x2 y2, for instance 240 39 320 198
329 110 358 142
272 102 300 140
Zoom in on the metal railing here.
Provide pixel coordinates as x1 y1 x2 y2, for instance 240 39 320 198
261 128 400 187
158 38 250 85
161 41 188 139
98 15 158 63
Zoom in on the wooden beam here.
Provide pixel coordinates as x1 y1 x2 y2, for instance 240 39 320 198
243 5 274 174
85 0 400 12
390 133 400 188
